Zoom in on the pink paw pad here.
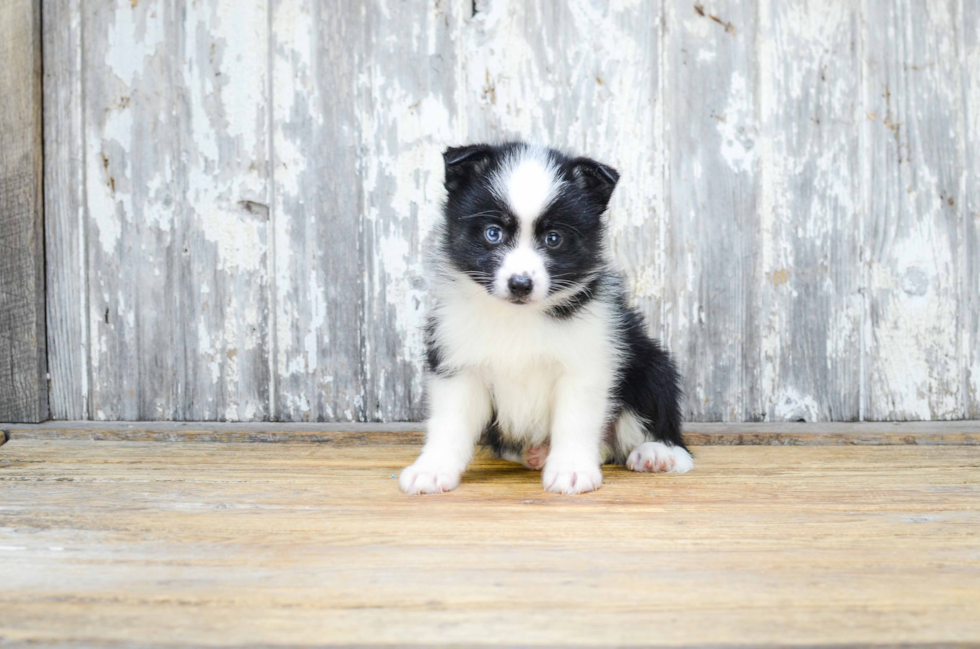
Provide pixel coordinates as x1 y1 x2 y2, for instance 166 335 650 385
521 444 550 470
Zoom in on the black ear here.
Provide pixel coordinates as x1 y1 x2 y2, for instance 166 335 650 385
443 144 493 192
568 157 620 208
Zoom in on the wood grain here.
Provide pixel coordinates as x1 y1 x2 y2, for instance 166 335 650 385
356 0 463 422
270 0 365 422
176 0 273 421
755 0 862 421
43 0 87 420
863 0 967 420
81 0 169 420
71 0 274 420
963 1 980 418
0 0 47 423
665 0 760 421
1 440 978 646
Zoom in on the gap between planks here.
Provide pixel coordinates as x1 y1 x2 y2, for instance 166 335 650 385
0 421 978 446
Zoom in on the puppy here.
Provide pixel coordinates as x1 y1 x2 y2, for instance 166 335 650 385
400 142 692 495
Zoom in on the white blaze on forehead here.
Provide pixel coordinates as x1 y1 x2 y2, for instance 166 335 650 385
488 148 559 303
493 150 561 231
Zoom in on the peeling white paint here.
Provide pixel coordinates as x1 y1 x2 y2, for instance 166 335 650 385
196 207 266 273
773 387 821 422
86 135 123 255
105 1 164 85
717 71 756 174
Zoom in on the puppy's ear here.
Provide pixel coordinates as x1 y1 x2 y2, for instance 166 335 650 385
568 157 620 209
443 144 492 192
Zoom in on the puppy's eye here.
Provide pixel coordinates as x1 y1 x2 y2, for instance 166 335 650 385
544 231 563 248
485 226 503 244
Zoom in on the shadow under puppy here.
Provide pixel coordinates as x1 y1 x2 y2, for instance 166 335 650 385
401 142 692 495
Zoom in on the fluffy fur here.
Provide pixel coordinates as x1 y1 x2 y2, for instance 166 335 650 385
400 142 691 495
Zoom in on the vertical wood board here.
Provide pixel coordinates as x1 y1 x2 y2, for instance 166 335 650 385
863 0 966 420
664 0 760 421
754 0 863 421
961 0 979 417
356 0 463 422
0 0 47 423
43 0 87 420
270 0 366 421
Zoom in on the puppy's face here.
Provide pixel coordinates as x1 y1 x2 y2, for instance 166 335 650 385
441 143 619 306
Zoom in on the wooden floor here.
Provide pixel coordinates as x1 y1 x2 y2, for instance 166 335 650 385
1 435 979 647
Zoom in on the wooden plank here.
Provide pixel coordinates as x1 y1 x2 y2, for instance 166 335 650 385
963 1 980 418
664 1 760 422
43 0 88 420
356 0 464 421
0 0 47 423
863 0 967 420
1 441 979 646
461 2 667 334
80 0 272 420
3 421 979 446
81 0 167 420
754 0 862 421
681 429 980 446
176 0 272 420
270 0 366 421
3 427 425 446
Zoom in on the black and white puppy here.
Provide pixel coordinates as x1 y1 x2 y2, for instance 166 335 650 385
400 142 692 495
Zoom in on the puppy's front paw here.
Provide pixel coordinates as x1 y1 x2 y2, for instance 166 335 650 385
626 441 694 474
399 460 462 495
542 461 602 495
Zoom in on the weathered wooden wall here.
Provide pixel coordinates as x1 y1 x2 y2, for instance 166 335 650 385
42 0 979 423
1 0 47 423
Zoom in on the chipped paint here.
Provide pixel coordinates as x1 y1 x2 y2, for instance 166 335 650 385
716 71 756 174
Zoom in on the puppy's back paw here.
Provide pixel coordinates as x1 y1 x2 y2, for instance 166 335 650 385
626 441 694 474
521 444 550 470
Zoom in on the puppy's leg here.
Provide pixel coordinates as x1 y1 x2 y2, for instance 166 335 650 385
400 371 491 495
614 330 692 474
542 373 608 495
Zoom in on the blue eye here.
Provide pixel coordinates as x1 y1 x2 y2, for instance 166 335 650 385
545 231 562 248
485 226 503 243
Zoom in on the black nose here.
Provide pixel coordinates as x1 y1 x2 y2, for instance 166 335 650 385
507 274 533 298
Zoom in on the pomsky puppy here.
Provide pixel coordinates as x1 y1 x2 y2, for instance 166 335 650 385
400 142 692 495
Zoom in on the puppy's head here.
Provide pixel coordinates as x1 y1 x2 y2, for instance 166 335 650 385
440 142 618 306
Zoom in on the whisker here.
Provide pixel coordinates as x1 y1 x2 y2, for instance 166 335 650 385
459 210 503 220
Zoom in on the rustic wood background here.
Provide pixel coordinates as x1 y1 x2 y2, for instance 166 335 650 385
1 0 47 423
38 0 979 423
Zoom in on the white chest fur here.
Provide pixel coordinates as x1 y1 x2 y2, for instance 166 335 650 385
483 361 561 443
431 280 618 443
